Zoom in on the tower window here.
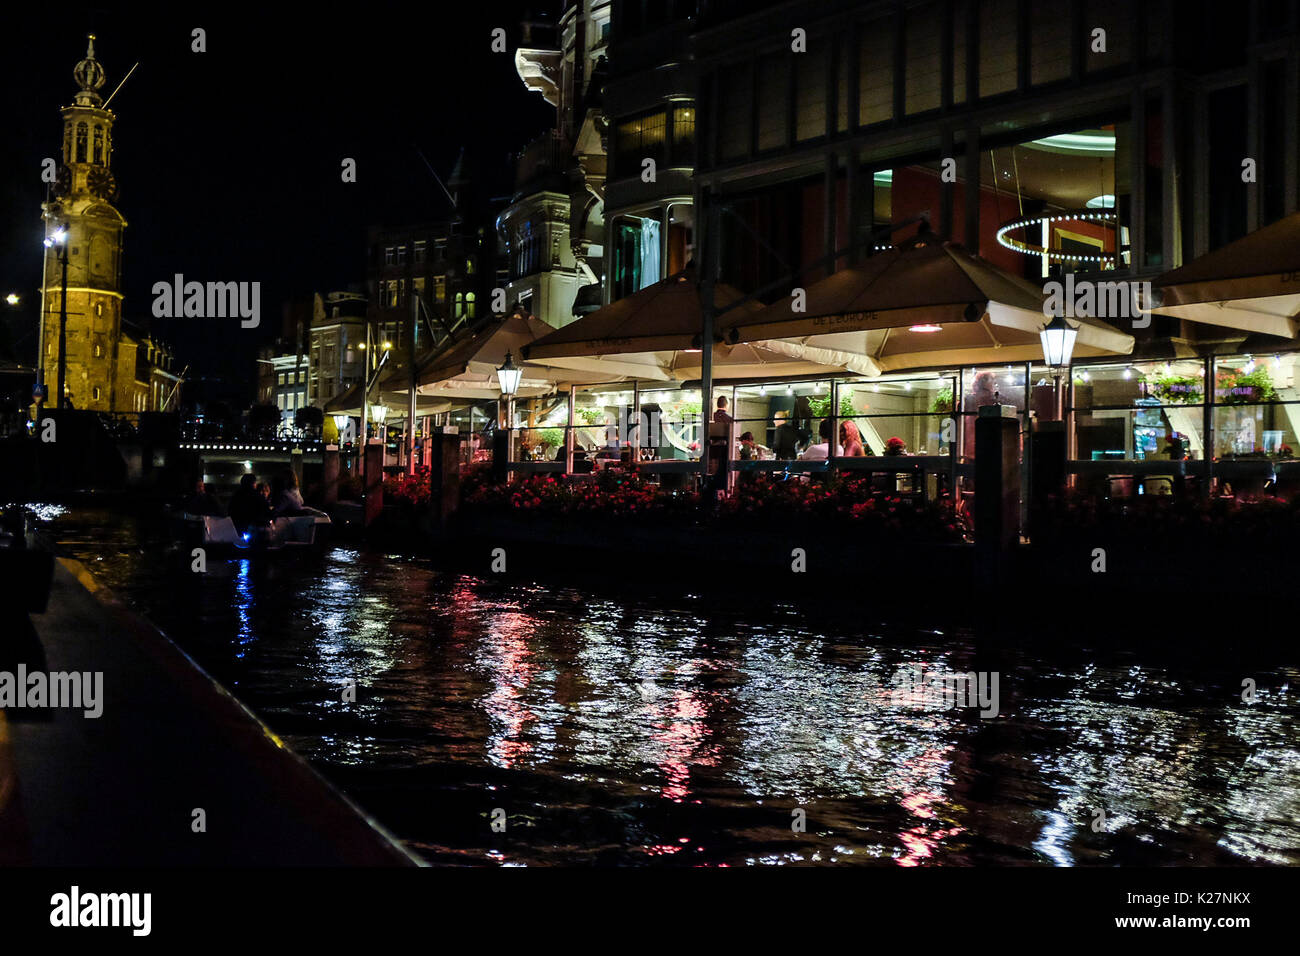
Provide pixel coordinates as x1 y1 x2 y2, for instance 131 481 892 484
92 387 102 401
93 125 104 164
413 240 426 263
76 122 88 162
466 292 477 319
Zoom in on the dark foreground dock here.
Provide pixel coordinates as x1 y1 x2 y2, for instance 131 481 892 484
0 557 418 866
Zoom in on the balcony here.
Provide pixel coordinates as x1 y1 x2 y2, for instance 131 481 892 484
515 132 570 196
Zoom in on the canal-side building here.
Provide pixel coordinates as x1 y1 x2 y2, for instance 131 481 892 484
39 36 180 413
500 2 611 327
679 0 1300 470
307 290 367 410
506 2 1300 493
366 152 496 358
604 2 697 302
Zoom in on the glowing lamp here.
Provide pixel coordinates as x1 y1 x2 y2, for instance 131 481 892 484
496 351 523 396
1039 314 1079 369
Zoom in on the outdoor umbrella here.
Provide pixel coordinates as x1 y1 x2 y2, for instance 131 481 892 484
322 371 452 417
522 267 878 380
374 312 596 401
719 235 1135 373
1151 211 1300 338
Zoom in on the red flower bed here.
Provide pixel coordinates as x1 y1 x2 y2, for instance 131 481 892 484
461 469 971 543
384 466 432 507
717 473 971 543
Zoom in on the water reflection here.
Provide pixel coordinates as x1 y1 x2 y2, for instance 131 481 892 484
44 507 1300 867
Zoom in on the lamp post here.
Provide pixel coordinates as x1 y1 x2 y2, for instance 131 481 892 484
43 228 69 408
496 350 522 467
1039 314 1078 420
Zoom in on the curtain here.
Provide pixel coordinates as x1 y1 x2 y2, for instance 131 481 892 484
640 218 661 288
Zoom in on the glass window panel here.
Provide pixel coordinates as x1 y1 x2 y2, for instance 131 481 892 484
905 2 942 115
757 56 789 151
795 46 827 141
858 19 894 126
1071 360 1207 461
978 0 1018 97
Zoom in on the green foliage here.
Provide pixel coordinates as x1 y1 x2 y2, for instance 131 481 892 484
538 427 565 448
1146 374 1203 404
929 387 954 414
1217 367 1278 404
808 393 855 418
576 407 604 426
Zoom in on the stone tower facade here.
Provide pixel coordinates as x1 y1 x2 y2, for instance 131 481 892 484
40 36 133 412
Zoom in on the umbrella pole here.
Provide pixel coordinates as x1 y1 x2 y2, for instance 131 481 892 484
699 189 719 497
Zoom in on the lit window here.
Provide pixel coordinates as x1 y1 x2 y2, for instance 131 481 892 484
92 386 101 401
466 292 477 319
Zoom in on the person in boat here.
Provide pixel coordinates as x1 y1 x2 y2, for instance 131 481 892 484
181 479 224 517
272 469 325 518
228 474 272 533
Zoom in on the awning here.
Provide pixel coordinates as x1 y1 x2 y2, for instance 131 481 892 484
524 266 760 359
522 268 872 380
1151 212 1300 338
720 235 1134 372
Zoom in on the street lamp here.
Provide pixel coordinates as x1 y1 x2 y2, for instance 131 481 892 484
44 228 69 409
1040 314 1079 419
332 413 351 444
496 350 523 397
1039 314 1078 369
497 351 522 466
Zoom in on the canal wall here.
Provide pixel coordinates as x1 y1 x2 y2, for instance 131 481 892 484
1 556 420 866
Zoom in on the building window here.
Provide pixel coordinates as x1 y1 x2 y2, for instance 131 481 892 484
454 293 465 319
387 281 399 308
466 292 477 319
434 276 446 303
615 110 667 177
93 125 105 164
465 258 475 275
672 106 696 163
94 343 103 358
384 246 396 265
76 122 88 162
396 245 407 264
279 373 287 385
414 240 426 263
397 278 406 305
92 386 101 401
434 238 447 258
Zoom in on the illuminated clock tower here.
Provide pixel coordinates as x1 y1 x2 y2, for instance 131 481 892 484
41 35 126 411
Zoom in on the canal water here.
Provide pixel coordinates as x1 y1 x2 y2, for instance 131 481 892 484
38 505 1300 866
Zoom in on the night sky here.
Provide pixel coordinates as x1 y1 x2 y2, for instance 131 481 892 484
1 4 554 402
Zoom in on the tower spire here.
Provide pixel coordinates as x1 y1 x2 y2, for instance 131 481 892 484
73 32 107 106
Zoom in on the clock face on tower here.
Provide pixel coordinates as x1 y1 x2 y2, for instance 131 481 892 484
87 167 117 201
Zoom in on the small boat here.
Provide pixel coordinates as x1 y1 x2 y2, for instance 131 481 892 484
170 510 332 557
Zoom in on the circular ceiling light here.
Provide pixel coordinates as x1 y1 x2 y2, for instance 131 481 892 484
1085 194 1116 208
995 210 1119 265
